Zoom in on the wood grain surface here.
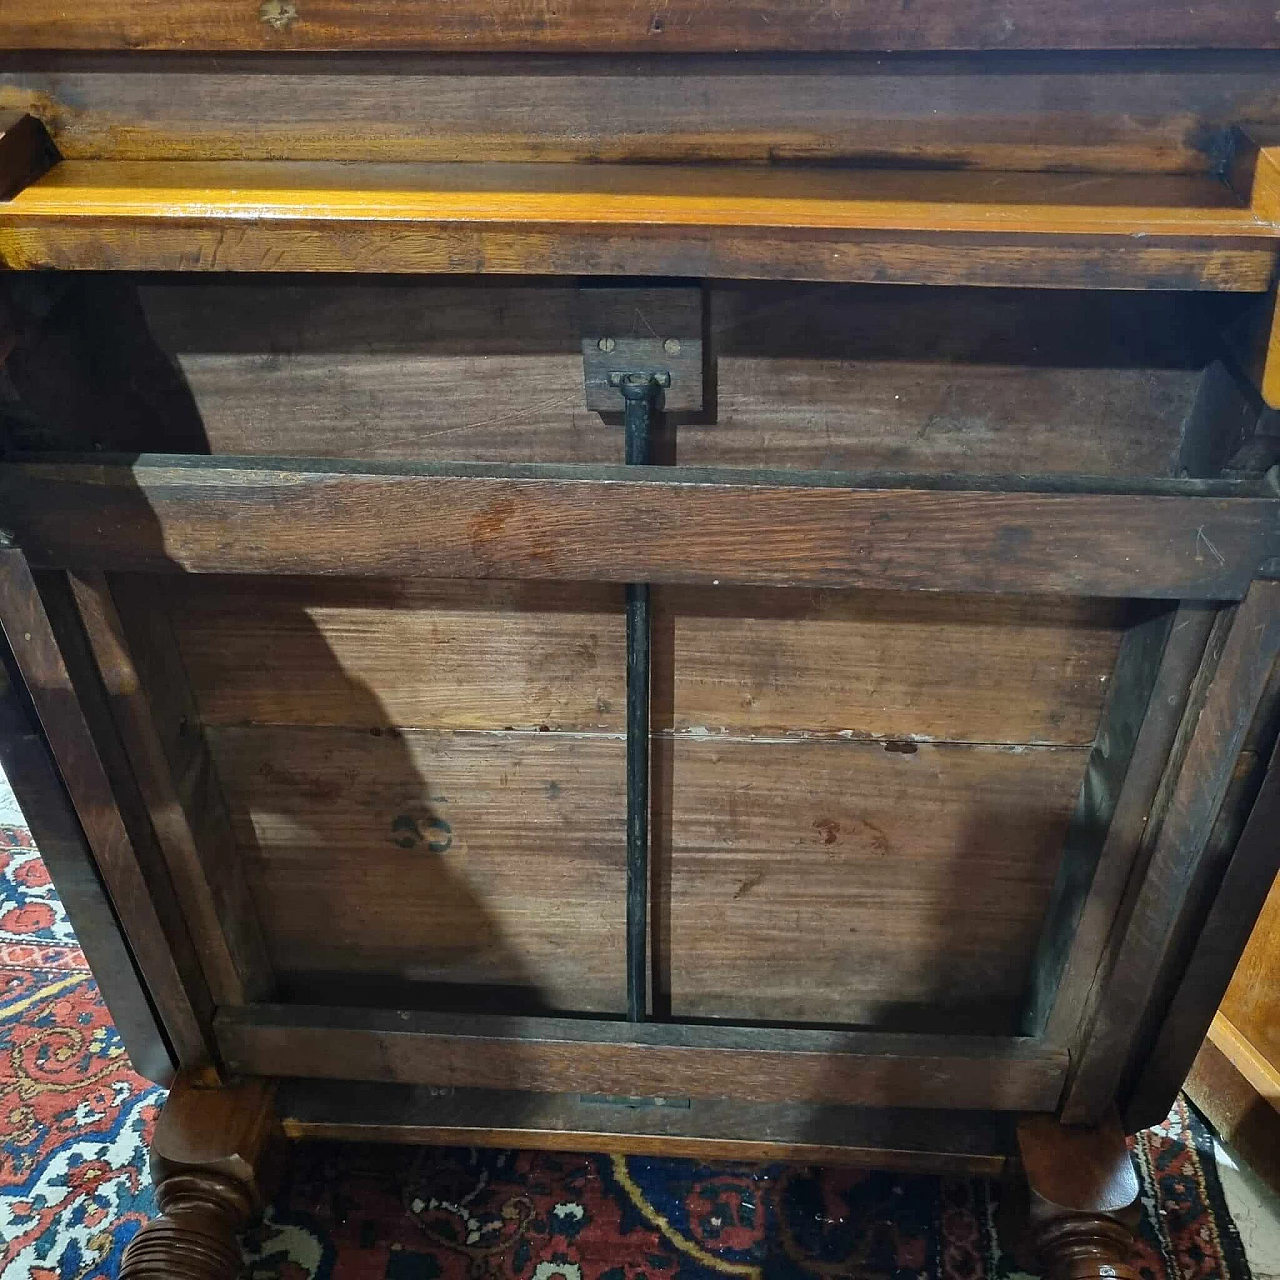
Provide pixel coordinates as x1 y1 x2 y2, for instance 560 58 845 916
4 458 1276 599
3 0 1280 53
68 572 272 1006
126 281 1213 480
216 1004 1068 1111
0 162 1273 287
2 55 1278 174
202 721 1093 1027
1219 874 1280 1085
164 576 1125 743
1 162 1264 234
1064 581 1280 1123
0 555 214 1063
278 1080 1014 1173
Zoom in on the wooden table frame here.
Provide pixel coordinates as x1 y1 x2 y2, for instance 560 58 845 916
2 47 1280 1280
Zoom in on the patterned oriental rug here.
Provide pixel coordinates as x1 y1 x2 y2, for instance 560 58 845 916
0 819 1254 1280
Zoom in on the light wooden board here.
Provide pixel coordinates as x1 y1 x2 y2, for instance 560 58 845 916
131 280 1213 478
207 723 1088 1027
166 576 1126 745
1218 872 1280 1083
657 738 1087 1027
0 161 1272 287
208 725 628 1013
9 162 1260 234
167 577 626 734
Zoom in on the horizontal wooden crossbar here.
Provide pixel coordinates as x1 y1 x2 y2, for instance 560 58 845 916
1 161 1275 288
216 1005 1069 1111
278 1080 1015 1174
1 456 1277 598
3 0 1279 53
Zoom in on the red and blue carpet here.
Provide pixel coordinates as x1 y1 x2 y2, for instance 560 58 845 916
0 820 1254 1280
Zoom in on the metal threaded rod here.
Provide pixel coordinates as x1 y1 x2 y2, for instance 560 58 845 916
619 373 660 1023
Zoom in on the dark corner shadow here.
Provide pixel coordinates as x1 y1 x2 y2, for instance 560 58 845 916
2 273 565 1125
794 795 1075 1173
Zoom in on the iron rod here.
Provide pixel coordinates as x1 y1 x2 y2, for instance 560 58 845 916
620 375 657 1023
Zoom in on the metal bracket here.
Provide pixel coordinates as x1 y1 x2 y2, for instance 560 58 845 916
579 284 704 413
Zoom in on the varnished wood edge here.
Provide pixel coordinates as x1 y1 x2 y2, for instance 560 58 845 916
1207 1011 1280 1108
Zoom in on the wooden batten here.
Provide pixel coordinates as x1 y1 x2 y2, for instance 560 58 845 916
3 0 1280 52
0 553 214 1064
0 649 174 1083
0 54 1277 175
1 457 1276 598
216 1005 1069 1112
65 572 274 1006
0 161 1274 288
278 1080 1015 1174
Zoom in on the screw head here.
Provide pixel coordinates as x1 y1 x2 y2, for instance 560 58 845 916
598 337 616 353
663 338 681 355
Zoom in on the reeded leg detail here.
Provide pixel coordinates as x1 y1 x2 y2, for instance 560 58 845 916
1033 1214 1139 1280
119 1171 255 1280
120 1072 279 1280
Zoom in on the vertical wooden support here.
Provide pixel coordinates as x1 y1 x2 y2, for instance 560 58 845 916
120 1072 280 1280
1039 604 1215 1046
620 373 664 1023
1024 605 1178 1036
1063 579 1280 1123
0 550 213 1065
0 644 174 1082
1014 1112 1140 1280
1124 737 1280 1129
68 571 272 1006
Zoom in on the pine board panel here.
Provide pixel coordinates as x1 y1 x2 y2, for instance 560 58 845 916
658 737 1087 1028
208 724 1085 1027
167 577 1126 745
208 725 628 1014
134 281 1211 478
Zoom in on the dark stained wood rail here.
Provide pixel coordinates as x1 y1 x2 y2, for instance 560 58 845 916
4 0 1280 52
2 456 1278 598
216 1004 1069 1111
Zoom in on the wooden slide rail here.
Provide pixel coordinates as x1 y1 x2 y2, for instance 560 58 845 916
2 455 1278 599
215 1004 1069 1112
1 118 1279 290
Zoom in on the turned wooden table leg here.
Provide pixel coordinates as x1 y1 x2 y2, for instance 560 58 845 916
1013 1111 1141 1280
120 1072 280 1280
